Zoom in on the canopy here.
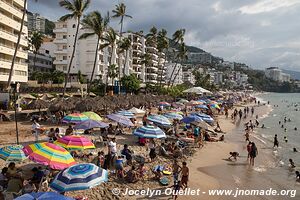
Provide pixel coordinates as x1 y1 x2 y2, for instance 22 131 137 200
106 114 134 127
116 110 135 118
63 113 89 124
74 119 108 130
55 135 95 150
127 107 146 114
82 112 103 121
15 192 74 200
133 125 166 138
50 163 108 192
147 115 171 127
183 87 212 94
181 115 203 124
0 145 27 162
23 142 76 170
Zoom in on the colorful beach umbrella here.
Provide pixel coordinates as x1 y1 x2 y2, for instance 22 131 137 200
181 115 203 124
133 125 166 138
82 112 102 121
106 114 134 127
191 113 214 124
158 102 171 107
116 110 135 118
74 119 108 130
147 115 171 127
62 113 89 124
163 112 183 120
15 192 74 200
196 104 209 109
188 100 203 106
0 145 27 162
210 104 220 109
50 163 108 192
178 99 189 103
23 142 76 170
55 135 95 150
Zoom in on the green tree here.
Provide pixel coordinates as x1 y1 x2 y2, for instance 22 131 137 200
60 0 90 97
108 64 118 93
80 11 110 94
112 2 132 36
29 31 44 71
157 29 169 86
101 27 117 94
121 74 141 93
7 0 38 90
51 70 65 84
118 37 132 93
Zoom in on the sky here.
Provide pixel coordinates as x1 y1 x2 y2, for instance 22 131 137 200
28 0 300 72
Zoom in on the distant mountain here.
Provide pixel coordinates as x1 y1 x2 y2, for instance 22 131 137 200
282 69 300 80
169 39 206 53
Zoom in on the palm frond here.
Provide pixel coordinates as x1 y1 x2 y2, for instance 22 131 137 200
60 13 75 21
79 32 95 40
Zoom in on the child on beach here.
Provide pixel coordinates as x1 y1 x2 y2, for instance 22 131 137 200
181 162 189 189
228 152 239 161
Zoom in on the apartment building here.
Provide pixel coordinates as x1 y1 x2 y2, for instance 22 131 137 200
166 63 183 85
0 0 28 88
28 48 53 76
265 67 290 82
182 68 195 85
27 12 45 34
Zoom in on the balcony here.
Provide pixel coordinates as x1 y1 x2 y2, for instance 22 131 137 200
53 59 68 65
14 0 24 7
0 28 27 46
0 13 27 33
0 1 23 20
53 38 68 44
53 28 68 33
0 58 27 70
147 79 157 84
0 43 27 59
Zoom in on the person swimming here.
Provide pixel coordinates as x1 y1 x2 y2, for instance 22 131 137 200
294 127 297 131
284 128 287 132
284 136 288 143
281 125 284 128
261 124 265 128
293 148 298 152
289 159 296 168
296 171 300 180
279 121 281 125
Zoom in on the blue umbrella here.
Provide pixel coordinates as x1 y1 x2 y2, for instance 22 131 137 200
107 114 134 127
195 105 208 109
163 112 183 120
133 125 166 138
191 113 214 124
50 163 108 192
74 119 109 130
116 110 135 118
197 99 207 103
181 115 203 124
147 115 171 127
15 192 74 200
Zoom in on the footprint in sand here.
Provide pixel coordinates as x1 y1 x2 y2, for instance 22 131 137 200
232 175 241 184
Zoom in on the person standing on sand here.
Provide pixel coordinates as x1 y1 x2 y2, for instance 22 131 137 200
32 120 41 142
273 134 279 148
172 160 182 183
249 142 258 166
149 139 156 162
181 162 189 189
247 142 252 161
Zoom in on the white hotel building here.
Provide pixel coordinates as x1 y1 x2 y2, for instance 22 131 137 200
53 19 166 85
0 0 28 88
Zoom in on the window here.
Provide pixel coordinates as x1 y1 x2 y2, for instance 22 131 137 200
63 35 67 39
72 24 76 28
63 66 67 71
63 45 67 49
63 56 67 60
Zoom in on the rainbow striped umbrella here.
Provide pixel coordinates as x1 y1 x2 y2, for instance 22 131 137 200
55 135 95 150
82 112 103 121
210 104 220 109
50 163 108 192
0 145 27 162
23 142 76 170
63 113 89 124
133 125 166 138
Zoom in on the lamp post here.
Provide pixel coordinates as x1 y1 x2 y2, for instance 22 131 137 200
11 82 20 145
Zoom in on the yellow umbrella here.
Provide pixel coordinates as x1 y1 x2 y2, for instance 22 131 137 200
82 112 103 121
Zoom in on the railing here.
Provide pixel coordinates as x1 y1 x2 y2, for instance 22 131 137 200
0 28 27 42
1 0 23 15
0 43 27 53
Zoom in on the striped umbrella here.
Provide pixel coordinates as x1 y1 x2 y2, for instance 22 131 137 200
63 113 89 124
15 192 74 200
50 163 108 192
133 125 166 138
74 119 109 130
116 110 135 118
191 113 214 124
196 104 209 109
23 142 76 170
0 145 27 162
107 114 134 127
210 104 220 109
147 115 171 127
181 115 203 124
55 135 95 150
82 112 103 121
163 112 183 120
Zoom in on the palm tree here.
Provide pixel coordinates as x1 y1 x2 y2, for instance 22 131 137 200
6 0 38 90
29 31 44 72
101 28 117 94
108 64 118 92
171 43 188 87
60 0 90 97
112 2 132 36
117 37 131 93
140 53 152 83
146 26 158 47
157 29 169 86
79 11 109 95
167 29 186 86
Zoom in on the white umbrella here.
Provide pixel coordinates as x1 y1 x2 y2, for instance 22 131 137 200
183 87 212 94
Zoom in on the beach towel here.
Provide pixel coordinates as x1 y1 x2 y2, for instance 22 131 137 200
159 177 169 186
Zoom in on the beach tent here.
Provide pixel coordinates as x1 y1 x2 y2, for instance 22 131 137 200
50 163 108 192
183 87 212 94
